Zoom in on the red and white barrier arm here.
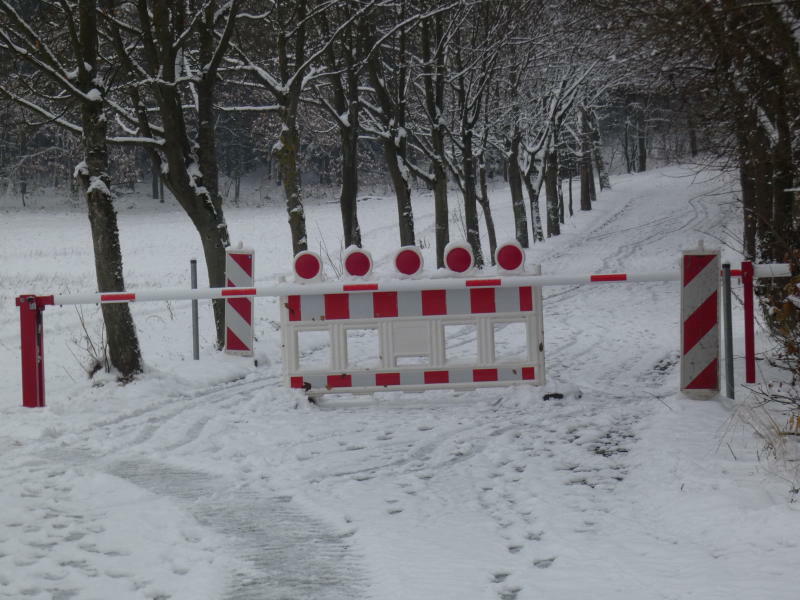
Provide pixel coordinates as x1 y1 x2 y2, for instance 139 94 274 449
44 264 789 306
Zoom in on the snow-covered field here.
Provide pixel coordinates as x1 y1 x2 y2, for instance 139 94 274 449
1 167 798 599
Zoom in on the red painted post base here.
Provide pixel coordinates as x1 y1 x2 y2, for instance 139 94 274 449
15 295 51 408
741 261 756 384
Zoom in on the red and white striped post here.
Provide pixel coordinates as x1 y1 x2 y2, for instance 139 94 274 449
680 245 721 397
224 246 255 356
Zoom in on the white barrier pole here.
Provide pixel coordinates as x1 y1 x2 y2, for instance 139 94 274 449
47 264 790 307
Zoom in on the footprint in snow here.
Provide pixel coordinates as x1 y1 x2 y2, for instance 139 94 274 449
533 557 556 569
498 585 521 600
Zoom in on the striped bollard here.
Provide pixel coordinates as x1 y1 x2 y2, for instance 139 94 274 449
225 246 255 356
680 244 720 397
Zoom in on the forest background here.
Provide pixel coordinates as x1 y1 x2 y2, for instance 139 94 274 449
0 0 797 401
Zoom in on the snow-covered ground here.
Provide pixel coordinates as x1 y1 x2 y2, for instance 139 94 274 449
0 166 798 599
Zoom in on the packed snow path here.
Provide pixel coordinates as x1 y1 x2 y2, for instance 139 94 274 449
1 167 798 599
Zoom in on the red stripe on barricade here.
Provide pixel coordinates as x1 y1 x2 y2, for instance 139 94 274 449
685 358 718 389
343 283 379 291
222 288 256 296
376 372 401 386
683 254 716 286
290 376 305 389
324 294 349 320
470 288 496 313
226 329 249 351
286 295 301 322
473 368 498 382
519 287 533 311
327 374 352 388
226 279 235 287
101 293 135 302
590 273 627 282
466 279 501 287
229 253 253 276
424 370 449 384
522 367 535 380
730 269 742 277
683 292 717 353
373 292 398 318
422 290 447 315
227 297 252 324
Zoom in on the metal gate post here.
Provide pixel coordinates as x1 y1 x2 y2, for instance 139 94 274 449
16 295 48 408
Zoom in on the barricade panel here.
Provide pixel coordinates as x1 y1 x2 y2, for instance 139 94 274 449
280 284 545 396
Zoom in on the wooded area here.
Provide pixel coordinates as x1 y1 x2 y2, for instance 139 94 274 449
1 0 797 377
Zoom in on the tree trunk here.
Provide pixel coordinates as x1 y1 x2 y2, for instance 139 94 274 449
382 137 415 247
508 132 529 248
432 147 448 268
544 146 560 237
78 0 141 379
623 117 632 174
771 95 795 261
462 130 483 267
589 109 611 191
478 154 497 264
523 166 544 243
580 108 592 211
276 118 308 255
636 104 647 173
740 161 757 261
339 124 361 247
688 118 698 158
151 154 159 199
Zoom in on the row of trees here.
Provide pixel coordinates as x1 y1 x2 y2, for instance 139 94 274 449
593 1 800 394
594 1 800 264
2 0 752 380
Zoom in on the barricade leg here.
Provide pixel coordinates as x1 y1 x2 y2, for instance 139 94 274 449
680 247 721 398
16 295 46 408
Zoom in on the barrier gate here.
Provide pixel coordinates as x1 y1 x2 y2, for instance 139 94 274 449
13 240 792 407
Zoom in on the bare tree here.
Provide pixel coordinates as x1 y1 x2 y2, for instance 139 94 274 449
0 0 142 378
103 0 239 347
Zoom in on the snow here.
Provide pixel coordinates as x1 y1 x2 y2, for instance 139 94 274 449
1 166 798 599
86 176 110 197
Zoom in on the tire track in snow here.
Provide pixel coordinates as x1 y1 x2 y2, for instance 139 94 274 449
108 458 367 600
24 372 370 600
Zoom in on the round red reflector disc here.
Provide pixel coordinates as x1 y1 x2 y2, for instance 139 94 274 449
496 244 524 271
295 252 321 280
395 248 422 275
345 251 371 276
446 247 472 273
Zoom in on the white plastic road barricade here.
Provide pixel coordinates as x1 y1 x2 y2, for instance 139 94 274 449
680 244 720 397
224 246 255 356
280 243 546 396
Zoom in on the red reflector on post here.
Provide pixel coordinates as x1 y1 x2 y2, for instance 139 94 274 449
395 247 423 276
